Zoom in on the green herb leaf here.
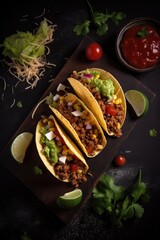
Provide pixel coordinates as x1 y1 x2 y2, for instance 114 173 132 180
131 170 147 202
92 170 150 227
133 203 144 218
73 20 91 36
137 27 149 37
110 11 127 25
17 101 23 108
73 0 126 36
149 128 157 137
119 198 135 221
33 166 43 175
93 11 109 26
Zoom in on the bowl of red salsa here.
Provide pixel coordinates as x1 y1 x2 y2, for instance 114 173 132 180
115 17 160 72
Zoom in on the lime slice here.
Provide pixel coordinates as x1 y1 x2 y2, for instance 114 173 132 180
125 90 149 117
57 188 83 209
11 132 33 163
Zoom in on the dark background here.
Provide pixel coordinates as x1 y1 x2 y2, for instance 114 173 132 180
0 1 160 239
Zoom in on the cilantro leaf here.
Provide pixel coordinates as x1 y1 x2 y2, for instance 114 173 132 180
110 11 127 25
96 22 109 36
149 128 157 137
131 170 150 202
93 11 109 26
17 101 23 108
137 27 149 37
92 170 150 227
73 20 91 36
33 166 43 175
73 0 126 36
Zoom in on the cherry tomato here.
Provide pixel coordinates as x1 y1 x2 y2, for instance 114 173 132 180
106 105 117 116
114 155 126 166
85 42 103 61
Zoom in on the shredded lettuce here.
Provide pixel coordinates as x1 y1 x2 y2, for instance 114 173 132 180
0 18 56 89
0 19 51 65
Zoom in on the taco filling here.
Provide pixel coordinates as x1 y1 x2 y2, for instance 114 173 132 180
49 92 105 157
38 115 89 187
69 69 125 137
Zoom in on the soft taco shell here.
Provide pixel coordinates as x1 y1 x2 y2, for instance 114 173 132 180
49 92 107 158
35 115 89 184
68 68 127 136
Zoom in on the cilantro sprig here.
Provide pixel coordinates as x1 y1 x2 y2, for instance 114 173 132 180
92 170 150 227
137 27 149 38
73 0 126 36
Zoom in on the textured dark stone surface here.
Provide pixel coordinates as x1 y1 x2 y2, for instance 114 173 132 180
0 1 160 239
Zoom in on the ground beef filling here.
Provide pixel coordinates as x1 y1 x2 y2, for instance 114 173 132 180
55 98 103 154
89 86 124 137
54 161 87 188
41 118 88 188
70 72 124 137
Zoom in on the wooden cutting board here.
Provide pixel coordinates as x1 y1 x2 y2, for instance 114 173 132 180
0 36 156 224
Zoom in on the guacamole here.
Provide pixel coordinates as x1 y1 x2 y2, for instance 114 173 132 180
40 127 59 164
85 69 115 99
91 78 115 99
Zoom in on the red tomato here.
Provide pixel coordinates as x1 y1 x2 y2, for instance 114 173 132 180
115 155 126 166
87 145 94 154
70 163 78 172
85 42 103 61
106 105 117 116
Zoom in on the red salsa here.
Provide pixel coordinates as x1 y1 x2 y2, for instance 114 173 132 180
120 25 160 69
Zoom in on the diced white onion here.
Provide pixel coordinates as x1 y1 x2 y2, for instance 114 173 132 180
86 124 92 129
57 83 66 91
59 155 67 164
45 131 55 140
67 101 73 106
71 110 82 116
53 94 60 101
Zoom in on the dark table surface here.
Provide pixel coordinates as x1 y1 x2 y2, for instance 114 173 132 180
0 1 160 239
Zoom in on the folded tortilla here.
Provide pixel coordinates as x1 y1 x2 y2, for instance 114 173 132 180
49 92 107 158
35 115 89 187
68 68 127 137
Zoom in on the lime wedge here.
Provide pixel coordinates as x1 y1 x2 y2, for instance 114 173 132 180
11 132 33 163
125 90 149 117
57 188 83 209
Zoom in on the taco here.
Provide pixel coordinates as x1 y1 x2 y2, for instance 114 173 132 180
48 92 107 158
68 68 127 137
35 114 89 188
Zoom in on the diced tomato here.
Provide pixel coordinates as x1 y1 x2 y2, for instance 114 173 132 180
106 105 117 116
87 145 94 154
72 155 79 162
70 163 78 172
